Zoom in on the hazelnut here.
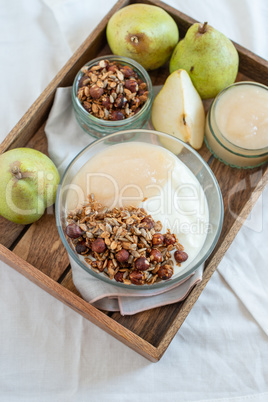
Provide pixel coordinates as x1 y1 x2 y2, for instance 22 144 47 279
82 101 92 113
114 271 124 283
111 110 124 121
157 264 174 280
91 238 106 253
89 85 104 99
102 96 111 109
152 233 164 246
135 257 150 271
116 249 129 263
174 250 189 263
108 65 117 73
139 93 148 103
114 94 126 108
141 216 154 230
120 65 134 78
139 82 147 90
129 270 146 285
75 242 88 255
78 75 90 88
65 224 83 239
164 233 176 246
150 249 163 263
125 79 138 93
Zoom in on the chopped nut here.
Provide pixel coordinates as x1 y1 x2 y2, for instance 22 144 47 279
174 250 189 263
158 264 174 280
164 233 176 246
77 59 149 121
91 238 106 253
152 233 164 246
149 249 163 263
125 79 138 93
114 271 124 282
129 270 146 285
89 85 103 99
115 249 129 263
135 257 150 271
111 110 124 121
120 65 135 78
67 195 187 285
65 224 83 239
75 242 88 255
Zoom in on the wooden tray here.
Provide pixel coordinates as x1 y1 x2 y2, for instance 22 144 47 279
0 0 267 362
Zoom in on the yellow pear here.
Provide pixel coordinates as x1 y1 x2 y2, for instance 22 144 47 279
106 4 179 71
0 148 60 224
151 69 205 150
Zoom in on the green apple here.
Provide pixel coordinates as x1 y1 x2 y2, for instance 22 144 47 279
0 148 60 224
151 69 205 150
170 22 239 99
106 4 179 70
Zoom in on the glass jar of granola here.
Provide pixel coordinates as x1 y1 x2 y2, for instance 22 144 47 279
72 55 153 138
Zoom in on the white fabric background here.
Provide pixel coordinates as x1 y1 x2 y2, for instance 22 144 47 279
0 1 268 401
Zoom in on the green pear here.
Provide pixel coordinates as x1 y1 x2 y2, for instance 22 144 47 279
106 4 179 70
151 69 205 150
0 148 60 224
170 22 239 99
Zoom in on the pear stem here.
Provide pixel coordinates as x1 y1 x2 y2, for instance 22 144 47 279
11 166 23 180
198 22 208 34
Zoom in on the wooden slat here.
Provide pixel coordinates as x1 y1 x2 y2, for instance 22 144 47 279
0 219 28 249
210 162 266 242
12 212 69 281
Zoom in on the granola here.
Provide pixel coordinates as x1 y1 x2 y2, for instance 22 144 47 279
65 194 188 286
77 59 149 121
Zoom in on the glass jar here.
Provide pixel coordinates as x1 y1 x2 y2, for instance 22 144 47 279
205 81 268 169
72 55 153 139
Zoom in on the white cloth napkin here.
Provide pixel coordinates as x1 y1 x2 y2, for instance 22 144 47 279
71 256 203 315
45 86 203 314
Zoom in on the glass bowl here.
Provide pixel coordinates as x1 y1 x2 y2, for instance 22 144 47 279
56 129 224 290
72 55 153 139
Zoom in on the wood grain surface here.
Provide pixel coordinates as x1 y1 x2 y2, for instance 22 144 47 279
0 0 267 361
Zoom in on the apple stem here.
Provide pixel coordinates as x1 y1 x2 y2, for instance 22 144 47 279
198 22 208 34
11 166 23 180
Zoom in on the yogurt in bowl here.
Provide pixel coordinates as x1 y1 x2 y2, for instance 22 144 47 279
56 129 223 290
